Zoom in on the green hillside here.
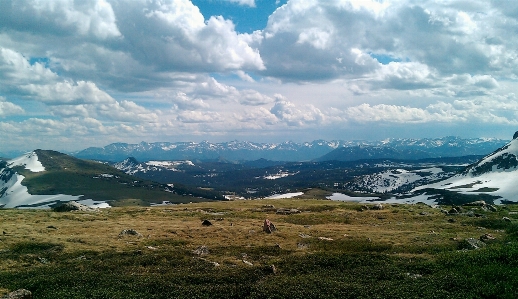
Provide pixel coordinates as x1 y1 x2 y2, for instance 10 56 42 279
1 199 518 298
14 150 221 206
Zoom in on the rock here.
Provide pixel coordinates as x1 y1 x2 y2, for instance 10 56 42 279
463 200 486 206
318 237 334 241
448 206 462 215
118 229 142 237
46 225 58 230
487 205 498 212
447 218 456 223
243 260 253 266
192 246 209 256
276 208 301 215
1 289 32 299
201 219 212 226
263 219 276 233
299 233 311 238
371 203 383 210
480 233 496 242
503 217 512 222
52 201 95 212
419 211 428 216
460 238 486 250
269 264 277 274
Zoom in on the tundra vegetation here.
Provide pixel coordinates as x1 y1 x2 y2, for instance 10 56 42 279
1 198 518 298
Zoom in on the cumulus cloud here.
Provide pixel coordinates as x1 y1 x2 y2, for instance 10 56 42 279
0 0 121 39
270 99 324 126
0 97 24 117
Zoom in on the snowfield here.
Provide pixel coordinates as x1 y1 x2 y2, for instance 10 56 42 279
7 151 45 172
414 138 518 204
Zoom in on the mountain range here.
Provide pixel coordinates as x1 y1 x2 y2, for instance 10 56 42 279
3 134 518 208
73 137 508 162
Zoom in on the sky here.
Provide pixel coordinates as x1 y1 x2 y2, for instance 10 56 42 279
1 0 518 153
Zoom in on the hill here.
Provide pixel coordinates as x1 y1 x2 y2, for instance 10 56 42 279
0 150 223 208
414 133 518 204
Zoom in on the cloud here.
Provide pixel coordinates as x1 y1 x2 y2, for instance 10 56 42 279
270 99 324 126
228 0 256 8
0 97 24 117
0 0 121 39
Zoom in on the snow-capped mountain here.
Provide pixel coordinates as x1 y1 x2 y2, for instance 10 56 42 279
414 134 518 203
74 137 508 162
0 151 80 208
113 157 195 175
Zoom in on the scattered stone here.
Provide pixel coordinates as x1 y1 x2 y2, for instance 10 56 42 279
297 243 308 249
419 211 428 216
1 289 32 299
263 219 276 233
52 201 95 212
465 210 475 217
460 238 486 250
299 233 311 238
118 229 142 238
406 273 423 279
46 225 58 230
318 237 334 241
243 260 253 266
360 205 369 211
480 233 496 242
463 200 486 206
487 205 498 212
146 246 158 250
503 217 512 222
276 208 301 215
192 246 209 256
269 264 277 274
448 218 456 223
201 219 213 226
37 257 48 264
371 203 383 210
303 225 311 228
199 257 220 267
448 207 462 215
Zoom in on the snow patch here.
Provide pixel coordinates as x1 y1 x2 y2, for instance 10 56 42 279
7 152 45 172
266 192 304 199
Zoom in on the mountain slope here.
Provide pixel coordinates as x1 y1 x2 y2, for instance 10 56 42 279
1 150 222 208
414 135 518 204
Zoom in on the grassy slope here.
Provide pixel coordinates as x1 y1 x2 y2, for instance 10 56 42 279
1 199 518 298
16 150 210 206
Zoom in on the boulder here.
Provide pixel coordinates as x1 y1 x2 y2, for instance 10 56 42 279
201 219 213 226
192 246 209 256
460 238 486 250
480 233 496 243
52 201 94 212
463 200 486 206
263 219 276 233
1 289 32 299
371 203 383 210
